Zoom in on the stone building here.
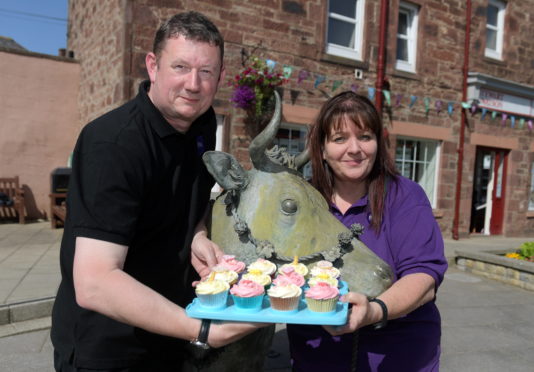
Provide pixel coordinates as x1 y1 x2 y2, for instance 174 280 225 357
66 0 534 238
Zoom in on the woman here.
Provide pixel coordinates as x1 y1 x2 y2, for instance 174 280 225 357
287 91 448 371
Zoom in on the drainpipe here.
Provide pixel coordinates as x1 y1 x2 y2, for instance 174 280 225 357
452 0 471 240
375 0 389 118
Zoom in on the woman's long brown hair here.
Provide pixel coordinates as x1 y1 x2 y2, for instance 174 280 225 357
307 91 398 232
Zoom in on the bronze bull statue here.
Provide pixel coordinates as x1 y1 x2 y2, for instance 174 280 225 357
187 92 393 371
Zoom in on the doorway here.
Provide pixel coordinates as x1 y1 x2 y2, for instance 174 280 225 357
470 147 508 235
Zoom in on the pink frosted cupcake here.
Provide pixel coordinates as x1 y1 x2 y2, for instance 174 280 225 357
304 282 340 313
273 266 305 287
230 279 265 311
217 255 246 274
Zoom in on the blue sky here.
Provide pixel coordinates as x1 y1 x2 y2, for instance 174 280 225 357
0 0 67 56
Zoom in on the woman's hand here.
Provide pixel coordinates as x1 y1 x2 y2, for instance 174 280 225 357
322 292 383 336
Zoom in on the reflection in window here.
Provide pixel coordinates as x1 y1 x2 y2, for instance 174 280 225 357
326 0 365 60
395 138 440 207
274 124 311 179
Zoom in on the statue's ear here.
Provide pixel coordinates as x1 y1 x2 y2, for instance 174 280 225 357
202 151 249 190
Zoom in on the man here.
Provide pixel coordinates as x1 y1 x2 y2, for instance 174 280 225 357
51 11 263 371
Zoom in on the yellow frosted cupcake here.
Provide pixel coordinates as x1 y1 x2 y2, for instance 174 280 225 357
247 258 277 277
279 256 309 277
307 273 339 288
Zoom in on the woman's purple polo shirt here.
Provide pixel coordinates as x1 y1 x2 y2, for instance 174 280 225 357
287 176 448 372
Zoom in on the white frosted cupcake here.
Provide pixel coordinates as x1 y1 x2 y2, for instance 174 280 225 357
307 274 339 288
247 258 277 277
195 278 230 309
242 269 272 288
267 283 302 312
310 260 341 279
209 266 239 285
278 256 309 277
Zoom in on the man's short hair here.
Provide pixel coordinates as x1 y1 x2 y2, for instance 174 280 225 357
153 11 224 62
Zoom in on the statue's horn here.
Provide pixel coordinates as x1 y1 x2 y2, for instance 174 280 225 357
294 147 310 170
249 90 282 170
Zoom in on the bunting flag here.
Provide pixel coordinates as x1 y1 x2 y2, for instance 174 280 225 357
470 100 479 115
491 110 497 120
297 69 309 84
501 113 508 126
332 80 343 92
424 97 430 114
314 74 325 89
461 102 471 109
481 108 487 120
435 100 443 114
383 90 391 106
511 116 516 128
409 95 418 108
290 89 300 105
395 93 403 107
283 65 293 79
528 120 533 131
265 59 276 72
368 87 376 101
448 102 454 115
519 118 525 129
351 84 359 92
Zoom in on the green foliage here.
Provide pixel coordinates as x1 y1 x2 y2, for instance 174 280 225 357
518 241 534 259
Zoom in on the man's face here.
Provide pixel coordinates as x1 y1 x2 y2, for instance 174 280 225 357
146 35 225 132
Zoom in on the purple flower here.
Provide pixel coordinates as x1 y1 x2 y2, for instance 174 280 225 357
231 85 256 109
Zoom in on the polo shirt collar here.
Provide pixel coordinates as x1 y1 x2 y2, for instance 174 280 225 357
330 194 369 215
136 80 212 139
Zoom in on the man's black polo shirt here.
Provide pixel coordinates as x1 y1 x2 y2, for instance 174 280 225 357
51 81 216 369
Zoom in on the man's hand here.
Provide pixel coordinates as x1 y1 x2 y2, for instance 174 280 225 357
191 231 224 278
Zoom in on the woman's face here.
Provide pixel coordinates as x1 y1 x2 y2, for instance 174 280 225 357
322 117 378 185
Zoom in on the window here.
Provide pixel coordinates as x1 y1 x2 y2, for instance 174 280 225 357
325 0 365 60
274 124 311 179
395 2 419 72
395 138 440 207
529 161 534 211
485 0 506 60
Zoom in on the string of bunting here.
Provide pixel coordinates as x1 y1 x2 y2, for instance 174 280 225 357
263 59 533 131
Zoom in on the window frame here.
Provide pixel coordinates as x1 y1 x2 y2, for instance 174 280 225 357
325 0 366 61
395 1 419 73
485 0 506 60
395 137 441 208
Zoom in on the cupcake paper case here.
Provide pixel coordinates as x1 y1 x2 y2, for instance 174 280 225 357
305 282 340 313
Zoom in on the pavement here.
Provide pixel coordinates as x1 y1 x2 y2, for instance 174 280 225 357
1 221 534 371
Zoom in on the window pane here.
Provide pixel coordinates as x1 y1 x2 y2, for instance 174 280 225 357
398 12 408 35
328 18 356 48
487 5 498 26
396 38 408 61
329 0 356 17
486 29 497 50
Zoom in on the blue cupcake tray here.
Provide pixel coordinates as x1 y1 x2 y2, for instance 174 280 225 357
186 281 349 326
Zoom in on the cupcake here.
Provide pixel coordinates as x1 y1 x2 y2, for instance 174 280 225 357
195 277 230 309
217 254 246 274
307 273 339 288
230 279 265 311
279 256 309 277
310 260 341 279
209 266 239 285
267 283 302 312
273 266 305 287
242 269 272 288
304 282 340 313
247 258 277 277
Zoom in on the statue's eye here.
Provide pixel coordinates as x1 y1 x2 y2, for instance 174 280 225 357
281 199 298 215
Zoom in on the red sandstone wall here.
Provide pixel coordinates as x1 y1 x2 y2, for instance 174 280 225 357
0 50 80 220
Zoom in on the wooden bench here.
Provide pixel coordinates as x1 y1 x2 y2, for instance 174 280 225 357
50 192 67 228
0 176 25 224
